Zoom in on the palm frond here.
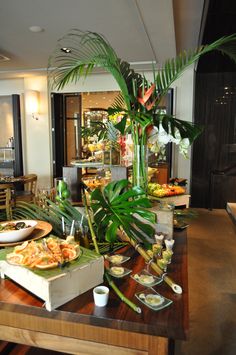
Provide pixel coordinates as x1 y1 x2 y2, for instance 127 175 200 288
111 92 126 110
106 121 120 144
81 120 107 141
48 30 131 109
155 34 236 102
12 200 87 236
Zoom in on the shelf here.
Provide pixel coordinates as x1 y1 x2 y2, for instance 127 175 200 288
0 147 14 150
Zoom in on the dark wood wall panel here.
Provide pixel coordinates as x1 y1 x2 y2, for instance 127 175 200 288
191 72 236 208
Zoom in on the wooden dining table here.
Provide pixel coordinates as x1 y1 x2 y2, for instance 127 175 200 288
0 230 188 355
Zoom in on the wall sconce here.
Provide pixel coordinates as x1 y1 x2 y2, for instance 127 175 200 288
26 90 40 120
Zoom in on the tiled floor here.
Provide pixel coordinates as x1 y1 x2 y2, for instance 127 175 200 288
175 208 236 355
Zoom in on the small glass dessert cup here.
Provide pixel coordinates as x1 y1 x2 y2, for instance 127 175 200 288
164 239 175 251
162 249 173 264
152 243 163 258
154 233 165 244
157 258 168 272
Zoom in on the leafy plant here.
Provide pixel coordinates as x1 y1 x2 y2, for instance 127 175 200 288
48 30 236 143
9 200 87 236
90 179 156 247
81 119 120 147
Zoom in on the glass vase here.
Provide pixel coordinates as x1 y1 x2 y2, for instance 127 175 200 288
132 144 148 193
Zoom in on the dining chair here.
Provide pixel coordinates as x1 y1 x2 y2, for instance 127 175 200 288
0 183 13 220
15 174 38 203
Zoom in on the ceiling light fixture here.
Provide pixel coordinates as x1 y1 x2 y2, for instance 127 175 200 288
29 26 44 33
61 47 71 53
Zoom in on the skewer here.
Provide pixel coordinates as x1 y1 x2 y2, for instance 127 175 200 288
70 220 75 236
62 217 65 233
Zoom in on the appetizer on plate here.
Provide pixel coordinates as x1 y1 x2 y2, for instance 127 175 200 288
108 266 132 278
6 236 81 270
105 254 130 265
131 269 162 287
135 288 173 311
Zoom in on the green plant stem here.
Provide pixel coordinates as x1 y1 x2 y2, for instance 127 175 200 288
121 231 182 294
83 194 100 254
104 270 141 314
83 193 142 313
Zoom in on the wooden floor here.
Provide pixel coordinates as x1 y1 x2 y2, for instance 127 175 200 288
1 208 236 354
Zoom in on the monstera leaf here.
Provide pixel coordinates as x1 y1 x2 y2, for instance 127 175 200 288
90 180 156 246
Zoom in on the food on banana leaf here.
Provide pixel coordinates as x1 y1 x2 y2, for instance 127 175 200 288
6 236 80 270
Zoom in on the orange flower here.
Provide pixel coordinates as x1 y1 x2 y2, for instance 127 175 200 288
137 83 156 110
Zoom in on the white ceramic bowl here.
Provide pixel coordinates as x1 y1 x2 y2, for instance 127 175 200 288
0 220 38 243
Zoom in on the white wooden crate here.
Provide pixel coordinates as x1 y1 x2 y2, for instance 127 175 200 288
0 247 104 311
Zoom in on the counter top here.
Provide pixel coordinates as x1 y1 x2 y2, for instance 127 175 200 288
0 230 188 354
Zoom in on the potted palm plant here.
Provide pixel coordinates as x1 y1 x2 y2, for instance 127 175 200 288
48 30 236 192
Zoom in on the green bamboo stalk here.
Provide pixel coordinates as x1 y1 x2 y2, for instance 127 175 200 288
125 233 182 294
83 193 142 313
105 270 141 314
83 194 100 254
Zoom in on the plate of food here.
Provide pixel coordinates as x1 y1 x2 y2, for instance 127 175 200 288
131 269 162 287
0 220 53 247
135 288 173 311
5 235 82 270
105 254 130 265
107 266 132 278
0 220 38 243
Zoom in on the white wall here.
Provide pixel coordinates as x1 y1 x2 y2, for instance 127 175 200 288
52 72 119 93
23 76 51 188
171 65 195 192
0 76 51 188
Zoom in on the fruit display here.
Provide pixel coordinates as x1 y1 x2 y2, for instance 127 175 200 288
6 236 80 270
148 182 185 198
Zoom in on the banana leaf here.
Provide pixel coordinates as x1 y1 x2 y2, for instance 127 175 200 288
90 179 156 247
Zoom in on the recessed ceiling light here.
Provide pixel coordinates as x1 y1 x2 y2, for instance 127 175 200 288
29 26 44 33
61 47 71 53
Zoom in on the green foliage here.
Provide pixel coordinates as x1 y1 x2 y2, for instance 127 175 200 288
90 179 156 247
81 120 107 141
11 200 87 236
48 31 236 144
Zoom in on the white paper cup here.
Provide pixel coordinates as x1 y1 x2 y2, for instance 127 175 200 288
93 286 109 307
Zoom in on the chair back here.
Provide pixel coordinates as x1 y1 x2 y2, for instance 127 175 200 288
23 174 37 195
15 174 38 203
0 184 13 220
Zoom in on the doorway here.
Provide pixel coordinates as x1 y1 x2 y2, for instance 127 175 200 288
51 91 120 179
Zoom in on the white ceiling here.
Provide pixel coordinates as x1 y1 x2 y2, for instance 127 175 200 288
0 0 204 78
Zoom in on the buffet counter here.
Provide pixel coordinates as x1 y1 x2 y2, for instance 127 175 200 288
0 230 188 355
